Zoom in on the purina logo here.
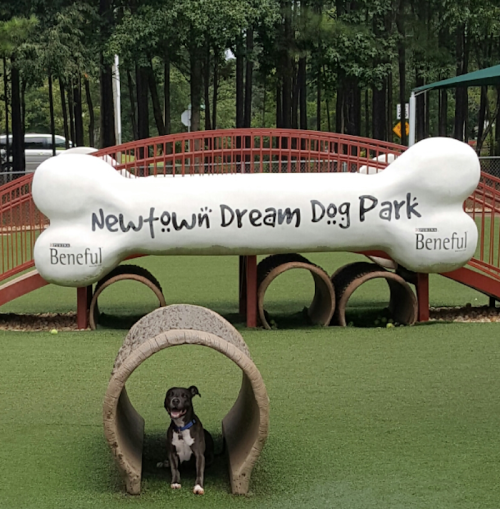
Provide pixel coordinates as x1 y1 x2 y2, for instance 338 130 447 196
50 243 71 248
50 247 103 266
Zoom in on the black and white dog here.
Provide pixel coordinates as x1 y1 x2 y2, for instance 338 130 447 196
163 386 214 495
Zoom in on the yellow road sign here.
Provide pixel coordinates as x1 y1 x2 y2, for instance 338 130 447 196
393 121 409 138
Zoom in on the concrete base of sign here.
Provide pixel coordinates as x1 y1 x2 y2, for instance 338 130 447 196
257 254 335 329
331 262 418 326
103 305 269 495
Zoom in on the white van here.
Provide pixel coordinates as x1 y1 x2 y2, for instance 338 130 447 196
0 133 72 172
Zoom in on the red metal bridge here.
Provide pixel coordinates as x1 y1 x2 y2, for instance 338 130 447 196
0 128 499 328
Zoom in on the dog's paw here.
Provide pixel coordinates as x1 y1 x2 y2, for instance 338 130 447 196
156 461 169 468
193 484 204 495
170 483 182 490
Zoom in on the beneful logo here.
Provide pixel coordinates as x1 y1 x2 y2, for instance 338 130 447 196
50 247 103 266
415 229 468 252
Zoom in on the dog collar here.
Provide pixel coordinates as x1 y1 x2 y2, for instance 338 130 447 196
172 419 196 433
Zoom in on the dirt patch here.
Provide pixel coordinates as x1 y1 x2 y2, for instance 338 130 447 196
0 312 80 331
0 304 498 331
430 304 500 323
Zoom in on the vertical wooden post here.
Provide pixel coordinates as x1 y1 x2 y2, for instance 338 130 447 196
77 286 92 329
416 273 429 322
245 255 258 328
239 255 246 317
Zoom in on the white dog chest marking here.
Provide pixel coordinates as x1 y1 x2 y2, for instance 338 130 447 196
172 430 194 463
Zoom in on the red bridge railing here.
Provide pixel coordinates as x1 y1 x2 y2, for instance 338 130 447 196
0 173 48 281
0 129 498 290
94 129 405 176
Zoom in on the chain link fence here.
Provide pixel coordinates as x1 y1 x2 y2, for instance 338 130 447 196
0 170 28 186
1 155 499 185
479 157 500 178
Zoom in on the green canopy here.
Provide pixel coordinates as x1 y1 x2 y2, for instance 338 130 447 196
413 64 500 94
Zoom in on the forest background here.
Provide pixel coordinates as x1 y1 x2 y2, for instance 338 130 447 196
1 0 500 172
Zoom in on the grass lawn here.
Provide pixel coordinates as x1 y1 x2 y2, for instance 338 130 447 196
0 252 499 509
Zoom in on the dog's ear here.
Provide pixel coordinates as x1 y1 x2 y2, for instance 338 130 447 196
189 385 201 398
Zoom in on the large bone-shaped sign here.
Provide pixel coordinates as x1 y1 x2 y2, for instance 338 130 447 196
33 137 479 287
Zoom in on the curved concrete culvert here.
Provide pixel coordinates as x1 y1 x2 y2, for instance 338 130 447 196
331 261 417 327
89 265 166 330
257 254 335 329
103 304 269 495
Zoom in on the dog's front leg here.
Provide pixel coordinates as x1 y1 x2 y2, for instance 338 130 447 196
169 451 181 489
193 450 205 495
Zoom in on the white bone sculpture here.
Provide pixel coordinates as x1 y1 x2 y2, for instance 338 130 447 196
32 137 479 287
359 153 398 174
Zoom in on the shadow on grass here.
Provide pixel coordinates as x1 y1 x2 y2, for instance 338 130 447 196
76 429 231 497
345 306 395 328
262 308 314 330
142 431 231 492
97 301 445 331
96 305 244 331
97 312 147 330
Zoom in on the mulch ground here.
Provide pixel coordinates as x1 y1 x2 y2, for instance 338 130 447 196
429 304 500 323
0 304 499 331
0 312 80 331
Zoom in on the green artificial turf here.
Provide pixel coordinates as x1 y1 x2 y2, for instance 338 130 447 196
0 253 499 509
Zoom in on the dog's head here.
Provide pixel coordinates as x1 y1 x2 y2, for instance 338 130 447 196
164 386 200 420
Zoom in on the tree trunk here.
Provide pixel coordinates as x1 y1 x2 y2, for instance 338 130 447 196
336 83 343 133
68 79 76 145
372 81 386 141
281 77 291 129
477 85 487 153
364 88 370 138
235 34 244 128
147 63 166 136
316 71 321 131
243 28 254 128
396 0 406 145
127 69 137 140
454 26 468 141
261 77 266 127
11 62 24 173
326 96 331 132
73 78 84 146
291 63 299 129
438 89 447 136
212 57 218 129
298 56 307 130
99 0 116 148
59 80 70 148
344 78 361 136
281 0 292 129
21 80 26 140
276 82 282 128
425 83 430 137
3 57 10 166
496 85 500 155
387 72 393 142
163 56 171 135
84 77 95 147
415 72 425 142
190 51 202 133
99 60 116 147
48 74 56 156
136 64 149 140
204 46 212 131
